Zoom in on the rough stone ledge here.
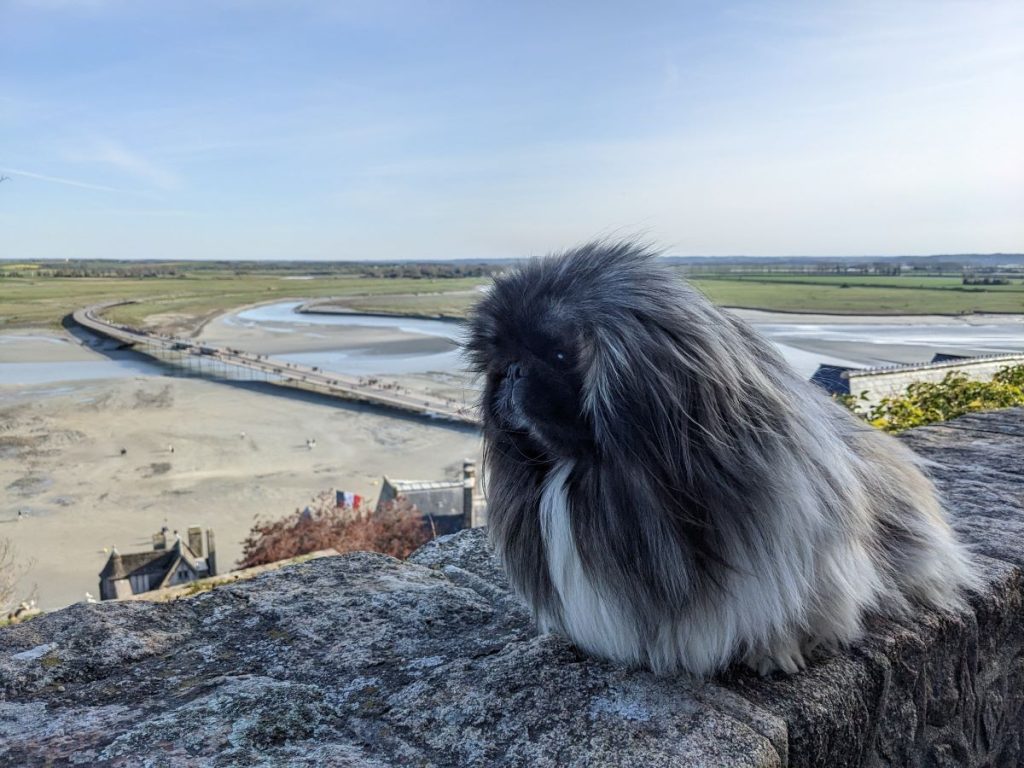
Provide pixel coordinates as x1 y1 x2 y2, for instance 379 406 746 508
2 409 1023 767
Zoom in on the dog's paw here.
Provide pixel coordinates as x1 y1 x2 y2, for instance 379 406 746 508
743 640 808 676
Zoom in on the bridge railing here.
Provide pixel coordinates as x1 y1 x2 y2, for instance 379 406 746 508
71 303 480 426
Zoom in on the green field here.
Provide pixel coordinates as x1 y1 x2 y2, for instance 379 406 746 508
2 266 1023 332
0 274 485 331
285 273 1024 317
689 275 1024 315
326 290 482 319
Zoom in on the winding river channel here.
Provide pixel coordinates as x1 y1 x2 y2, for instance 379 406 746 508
4 302 1024 387
216 302 1024 379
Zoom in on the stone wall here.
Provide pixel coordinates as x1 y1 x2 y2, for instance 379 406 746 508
1 409 1023 767
847 354 1024 406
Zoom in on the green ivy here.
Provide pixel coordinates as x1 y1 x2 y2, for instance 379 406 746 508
840 364 1024 432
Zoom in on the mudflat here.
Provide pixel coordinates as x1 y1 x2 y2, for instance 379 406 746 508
0 340 481 610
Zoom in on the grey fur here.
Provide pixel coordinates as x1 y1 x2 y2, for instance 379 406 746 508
465 241 978 678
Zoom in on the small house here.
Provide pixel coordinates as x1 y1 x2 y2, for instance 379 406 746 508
98 526 217 600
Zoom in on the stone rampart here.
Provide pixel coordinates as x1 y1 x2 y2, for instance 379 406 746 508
2 410 1022 766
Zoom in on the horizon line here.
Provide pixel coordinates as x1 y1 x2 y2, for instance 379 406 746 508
3 252 1023 265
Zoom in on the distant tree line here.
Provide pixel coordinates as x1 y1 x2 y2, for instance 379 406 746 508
358 262 502 279
0 260 503 280
681 262 1024 281
962 276 1012 285
0 263 188 278
680 262 952 277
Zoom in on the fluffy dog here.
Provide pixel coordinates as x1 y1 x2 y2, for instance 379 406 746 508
465 241 977 677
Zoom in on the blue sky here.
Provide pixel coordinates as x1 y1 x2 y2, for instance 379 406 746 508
1 0 1021 260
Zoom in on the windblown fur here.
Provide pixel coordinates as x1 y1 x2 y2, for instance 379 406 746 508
465 241 977 677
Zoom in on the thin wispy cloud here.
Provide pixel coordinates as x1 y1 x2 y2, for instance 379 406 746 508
84 141 182 191
0 167 121 193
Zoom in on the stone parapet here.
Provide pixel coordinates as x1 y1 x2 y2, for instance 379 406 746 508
1 410 1022 766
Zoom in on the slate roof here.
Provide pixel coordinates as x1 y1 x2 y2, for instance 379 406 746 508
810 364 857 395
378 479 463 517
99 538 206 586
376 478 486 536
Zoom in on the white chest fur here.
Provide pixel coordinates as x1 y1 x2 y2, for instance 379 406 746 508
537 461 641 664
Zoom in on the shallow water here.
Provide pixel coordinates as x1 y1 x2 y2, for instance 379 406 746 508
760 321 1024 373
230 302 462 341
0 359 165 388
228 303 1024 378
761 321 1024 350
225 302 467 375
4 303 1023 387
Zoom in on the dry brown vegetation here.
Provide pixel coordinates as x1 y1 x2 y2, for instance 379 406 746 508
237 491 432 569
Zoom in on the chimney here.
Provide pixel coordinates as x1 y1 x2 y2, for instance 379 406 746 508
187 525 203 556
152 530 167 550
462 459 477 529
108 548 125 578
206 529 217 577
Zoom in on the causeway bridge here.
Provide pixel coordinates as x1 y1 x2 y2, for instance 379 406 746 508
71 303 480 427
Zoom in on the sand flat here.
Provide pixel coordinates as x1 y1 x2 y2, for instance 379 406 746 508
1 374 481 611
0 329 101 364
198 311 460 356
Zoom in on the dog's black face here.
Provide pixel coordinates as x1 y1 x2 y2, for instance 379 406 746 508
469 306 593 460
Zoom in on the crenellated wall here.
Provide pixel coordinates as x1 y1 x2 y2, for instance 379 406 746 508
846 354 1024 406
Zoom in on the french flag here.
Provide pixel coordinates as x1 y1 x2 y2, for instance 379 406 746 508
336 490 363 508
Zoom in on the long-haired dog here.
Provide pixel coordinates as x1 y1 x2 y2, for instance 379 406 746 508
465 241 977 677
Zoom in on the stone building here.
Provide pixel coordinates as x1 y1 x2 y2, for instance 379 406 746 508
376 460 486 535
98 526 217 600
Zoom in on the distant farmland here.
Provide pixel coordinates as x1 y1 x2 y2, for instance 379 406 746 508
336 272 1024 318
2 260 1022 331
690 273 1024 315
0 272 484 332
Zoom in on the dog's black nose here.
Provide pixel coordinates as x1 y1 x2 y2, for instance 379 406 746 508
507 362 524 381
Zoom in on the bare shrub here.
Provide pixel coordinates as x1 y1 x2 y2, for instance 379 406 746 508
237 491 431 569
2 537 36 621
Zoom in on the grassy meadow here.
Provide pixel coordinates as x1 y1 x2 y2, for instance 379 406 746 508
1 262 1022 333
296 272 1024 318
691 274 1024 315
0 271 484 332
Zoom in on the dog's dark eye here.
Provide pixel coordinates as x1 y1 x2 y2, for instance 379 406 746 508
553 350 570 366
